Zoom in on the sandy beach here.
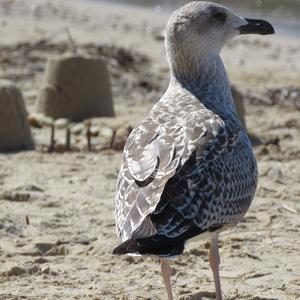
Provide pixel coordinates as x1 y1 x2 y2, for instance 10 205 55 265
0 0 300 299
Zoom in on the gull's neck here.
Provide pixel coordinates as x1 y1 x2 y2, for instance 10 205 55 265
167 47 236 116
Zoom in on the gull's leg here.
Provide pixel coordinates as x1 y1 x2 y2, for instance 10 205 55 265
161 259 173 300
209 233 222 300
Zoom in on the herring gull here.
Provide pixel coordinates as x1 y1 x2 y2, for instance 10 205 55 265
113 2 274 299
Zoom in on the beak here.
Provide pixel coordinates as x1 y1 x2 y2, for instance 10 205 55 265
239 18 275 35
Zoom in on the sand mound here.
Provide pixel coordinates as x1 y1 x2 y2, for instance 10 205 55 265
36 55 114 121
0 80 34 152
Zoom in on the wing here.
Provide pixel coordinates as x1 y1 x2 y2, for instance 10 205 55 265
113 117 254 257
150 120 243 239
115 96 223 242
131 120 257 257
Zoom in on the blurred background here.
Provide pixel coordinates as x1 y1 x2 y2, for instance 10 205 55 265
101 0 300 36
0 0 299 299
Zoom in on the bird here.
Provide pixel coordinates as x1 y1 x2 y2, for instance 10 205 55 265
113 2 274 299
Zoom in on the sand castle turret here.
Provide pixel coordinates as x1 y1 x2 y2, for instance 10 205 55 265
36 55 114 121
0 80 34 151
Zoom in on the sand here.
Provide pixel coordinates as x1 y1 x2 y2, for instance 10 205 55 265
0 0 299 299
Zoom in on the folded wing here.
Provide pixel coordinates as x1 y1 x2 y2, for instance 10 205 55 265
115 100 222 242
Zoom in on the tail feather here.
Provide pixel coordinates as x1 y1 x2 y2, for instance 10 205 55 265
112 239 140 255
112 238 184 257
112 225 223 257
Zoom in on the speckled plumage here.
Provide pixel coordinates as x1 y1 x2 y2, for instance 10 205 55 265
114 1 258 257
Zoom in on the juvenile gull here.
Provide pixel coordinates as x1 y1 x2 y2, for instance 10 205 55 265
113 2 274 299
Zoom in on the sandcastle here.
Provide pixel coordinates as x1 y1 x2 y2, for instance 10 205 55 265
36 55 114 121
231 85 246 130
0 80 34 151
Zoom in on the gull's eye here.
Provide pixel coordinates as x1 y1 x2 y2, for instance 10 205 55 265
213 12 227 23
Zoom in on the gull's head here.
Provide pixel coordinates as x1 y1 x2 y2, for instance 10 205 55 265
165 1 274 70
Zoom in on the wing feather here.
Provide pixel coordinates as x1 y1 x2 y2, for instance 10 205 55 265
115 94 223 242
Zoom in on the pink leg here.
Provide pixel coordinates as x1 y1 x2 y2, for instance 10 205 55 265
209 233 223 300
161 259 173 300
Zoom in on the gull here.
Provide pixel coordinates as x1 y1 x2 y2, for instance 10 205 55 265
113 2 274 299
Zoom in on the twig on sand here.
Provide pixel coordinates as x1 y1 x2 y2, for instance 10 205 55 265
48 123 56 153
269 230 274 246
85 120 92 151
65 27 77 55
110 129 116 149
65 126 71 151
281 204 297 214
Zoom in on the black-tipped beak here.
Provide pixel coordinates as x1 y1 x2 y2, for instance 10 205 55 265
239 18 275 35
